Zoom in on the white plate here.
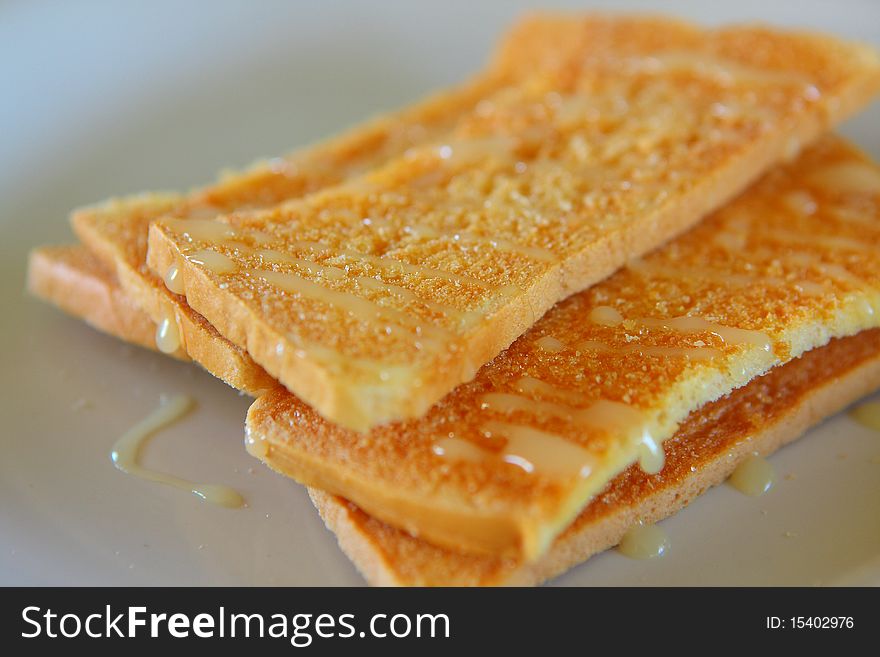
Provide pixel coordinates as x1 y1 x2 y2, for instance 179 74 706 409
1 0 878 586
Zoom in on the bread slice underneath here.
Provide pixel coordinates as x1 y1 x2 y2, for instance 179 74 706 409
310 328 880 585
27 244 276 392
26 242 880 585
27 245 182 357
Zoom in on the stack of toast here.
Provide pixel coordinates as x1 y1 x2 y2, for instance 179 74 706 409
27 14 880 585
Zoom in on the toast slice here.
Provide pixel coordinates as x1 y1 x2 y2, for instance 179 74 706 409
148 15 880 430
26 242 880 585
244 136 880 559
71 72 509 395
310 328 880 585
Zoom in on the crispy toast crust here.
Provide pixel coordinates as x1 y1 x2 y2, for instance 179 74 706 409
309 328 880 585
149 16 880 430
25 240 880 585
244 137 880 559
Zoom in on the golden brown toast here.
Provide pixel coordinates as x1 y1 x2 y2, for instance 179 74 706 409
71 73 508 396
310 328 880 586
24 241 880 585
244 136 880 560
148 16 880 430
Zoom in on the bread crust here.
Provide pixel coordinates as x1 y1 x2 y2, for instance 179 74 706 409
245 137 880 559
309 328 880 585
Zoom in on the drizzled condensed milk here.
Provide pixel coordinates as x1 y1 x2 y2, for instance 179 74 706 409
618 522 670 559
155 311 182 355
111 395 244 508
187 249 238 275
441 306 774 483
436 388 655 479
849 401 880 431
728 454 776 497
163 263 185 295
588 307 772 351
